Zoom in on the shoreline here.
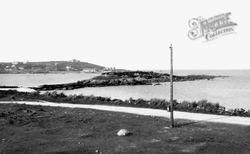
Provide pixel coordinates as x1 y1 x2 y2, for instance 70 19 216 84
1 101 250 126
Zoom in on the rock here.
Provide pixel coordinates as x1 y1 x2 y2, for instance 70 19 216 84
117 129 130 136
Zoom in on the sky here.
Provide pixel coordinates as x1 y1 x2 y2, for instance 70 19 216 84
0 0 249 70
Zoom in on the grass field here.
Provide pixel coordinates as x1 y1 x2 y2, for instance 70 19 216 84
1 103 250 154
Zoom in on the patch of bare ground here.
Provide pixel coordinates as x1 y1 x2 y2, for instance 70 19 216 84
1 103 250 154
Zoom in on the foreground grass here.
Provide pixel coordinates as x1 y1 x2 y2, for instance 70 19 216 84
1 103 250 154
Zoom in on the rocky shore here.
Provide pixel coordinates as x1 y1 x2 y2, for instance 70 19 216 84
30 71 226 91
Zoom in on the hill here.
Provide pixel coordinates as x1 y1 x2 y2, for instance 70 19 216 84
0 60 105 74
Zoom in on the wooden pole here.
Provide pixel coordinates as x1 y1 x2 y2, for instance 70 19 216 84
169 44 174 127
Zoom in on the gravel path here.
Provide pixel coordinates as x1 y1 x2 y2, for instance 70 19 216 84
1 101 250 126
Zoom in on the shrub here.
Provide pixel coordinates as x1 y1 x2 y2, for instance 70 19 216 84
189 101 198 111
148 98 168 109
42 91 51 97
134 98 146 105
196 99 209 112
50 91 58 98
176 101 190 111
57 92 66 98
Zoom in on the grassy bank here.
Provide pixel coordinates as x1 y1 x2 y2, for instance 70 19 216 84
0 90 249 117
1 103 250 154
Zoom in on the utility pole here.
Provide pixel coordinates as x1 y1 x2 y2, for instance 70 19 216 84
169 44 174 128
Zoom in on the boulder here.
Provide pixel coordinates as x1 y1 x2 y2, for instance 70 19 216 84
117 129 130 136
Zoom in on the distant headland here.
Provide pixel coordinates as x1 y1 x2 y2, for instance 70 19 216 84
0 59 120 74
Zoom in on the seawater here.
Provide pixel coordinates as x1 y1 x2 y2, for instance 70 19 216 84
0 73 101 87
1 70 250 110
58 70 250 110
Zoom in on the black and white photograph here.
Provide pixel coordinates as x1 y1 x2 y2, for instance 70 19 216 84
0 0 250 153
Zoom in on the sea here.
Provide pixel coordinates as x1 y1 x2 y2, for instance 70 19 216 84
0 70 250 110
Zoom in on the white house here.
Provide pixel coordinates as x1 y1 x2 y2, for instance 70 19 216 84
82 68 97 73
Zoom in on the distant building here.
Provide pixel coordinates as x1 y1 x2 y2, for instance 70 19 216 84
72 59 80 62
102 67 116 72
12 61 18 65
82 68 97 73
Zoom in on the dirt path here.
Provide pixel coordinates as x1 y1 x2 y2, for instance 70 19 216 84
1 101 250 126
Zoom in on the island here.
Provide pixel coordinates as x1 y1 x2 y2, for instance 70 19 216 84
31 71 226 91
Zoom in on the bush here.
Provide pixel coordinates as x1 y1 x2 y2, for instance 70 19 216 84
57 92 67 98
176 101 190 111
134 98 146 105
148 98 168 109
50 91 58 98
42 91 51 97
